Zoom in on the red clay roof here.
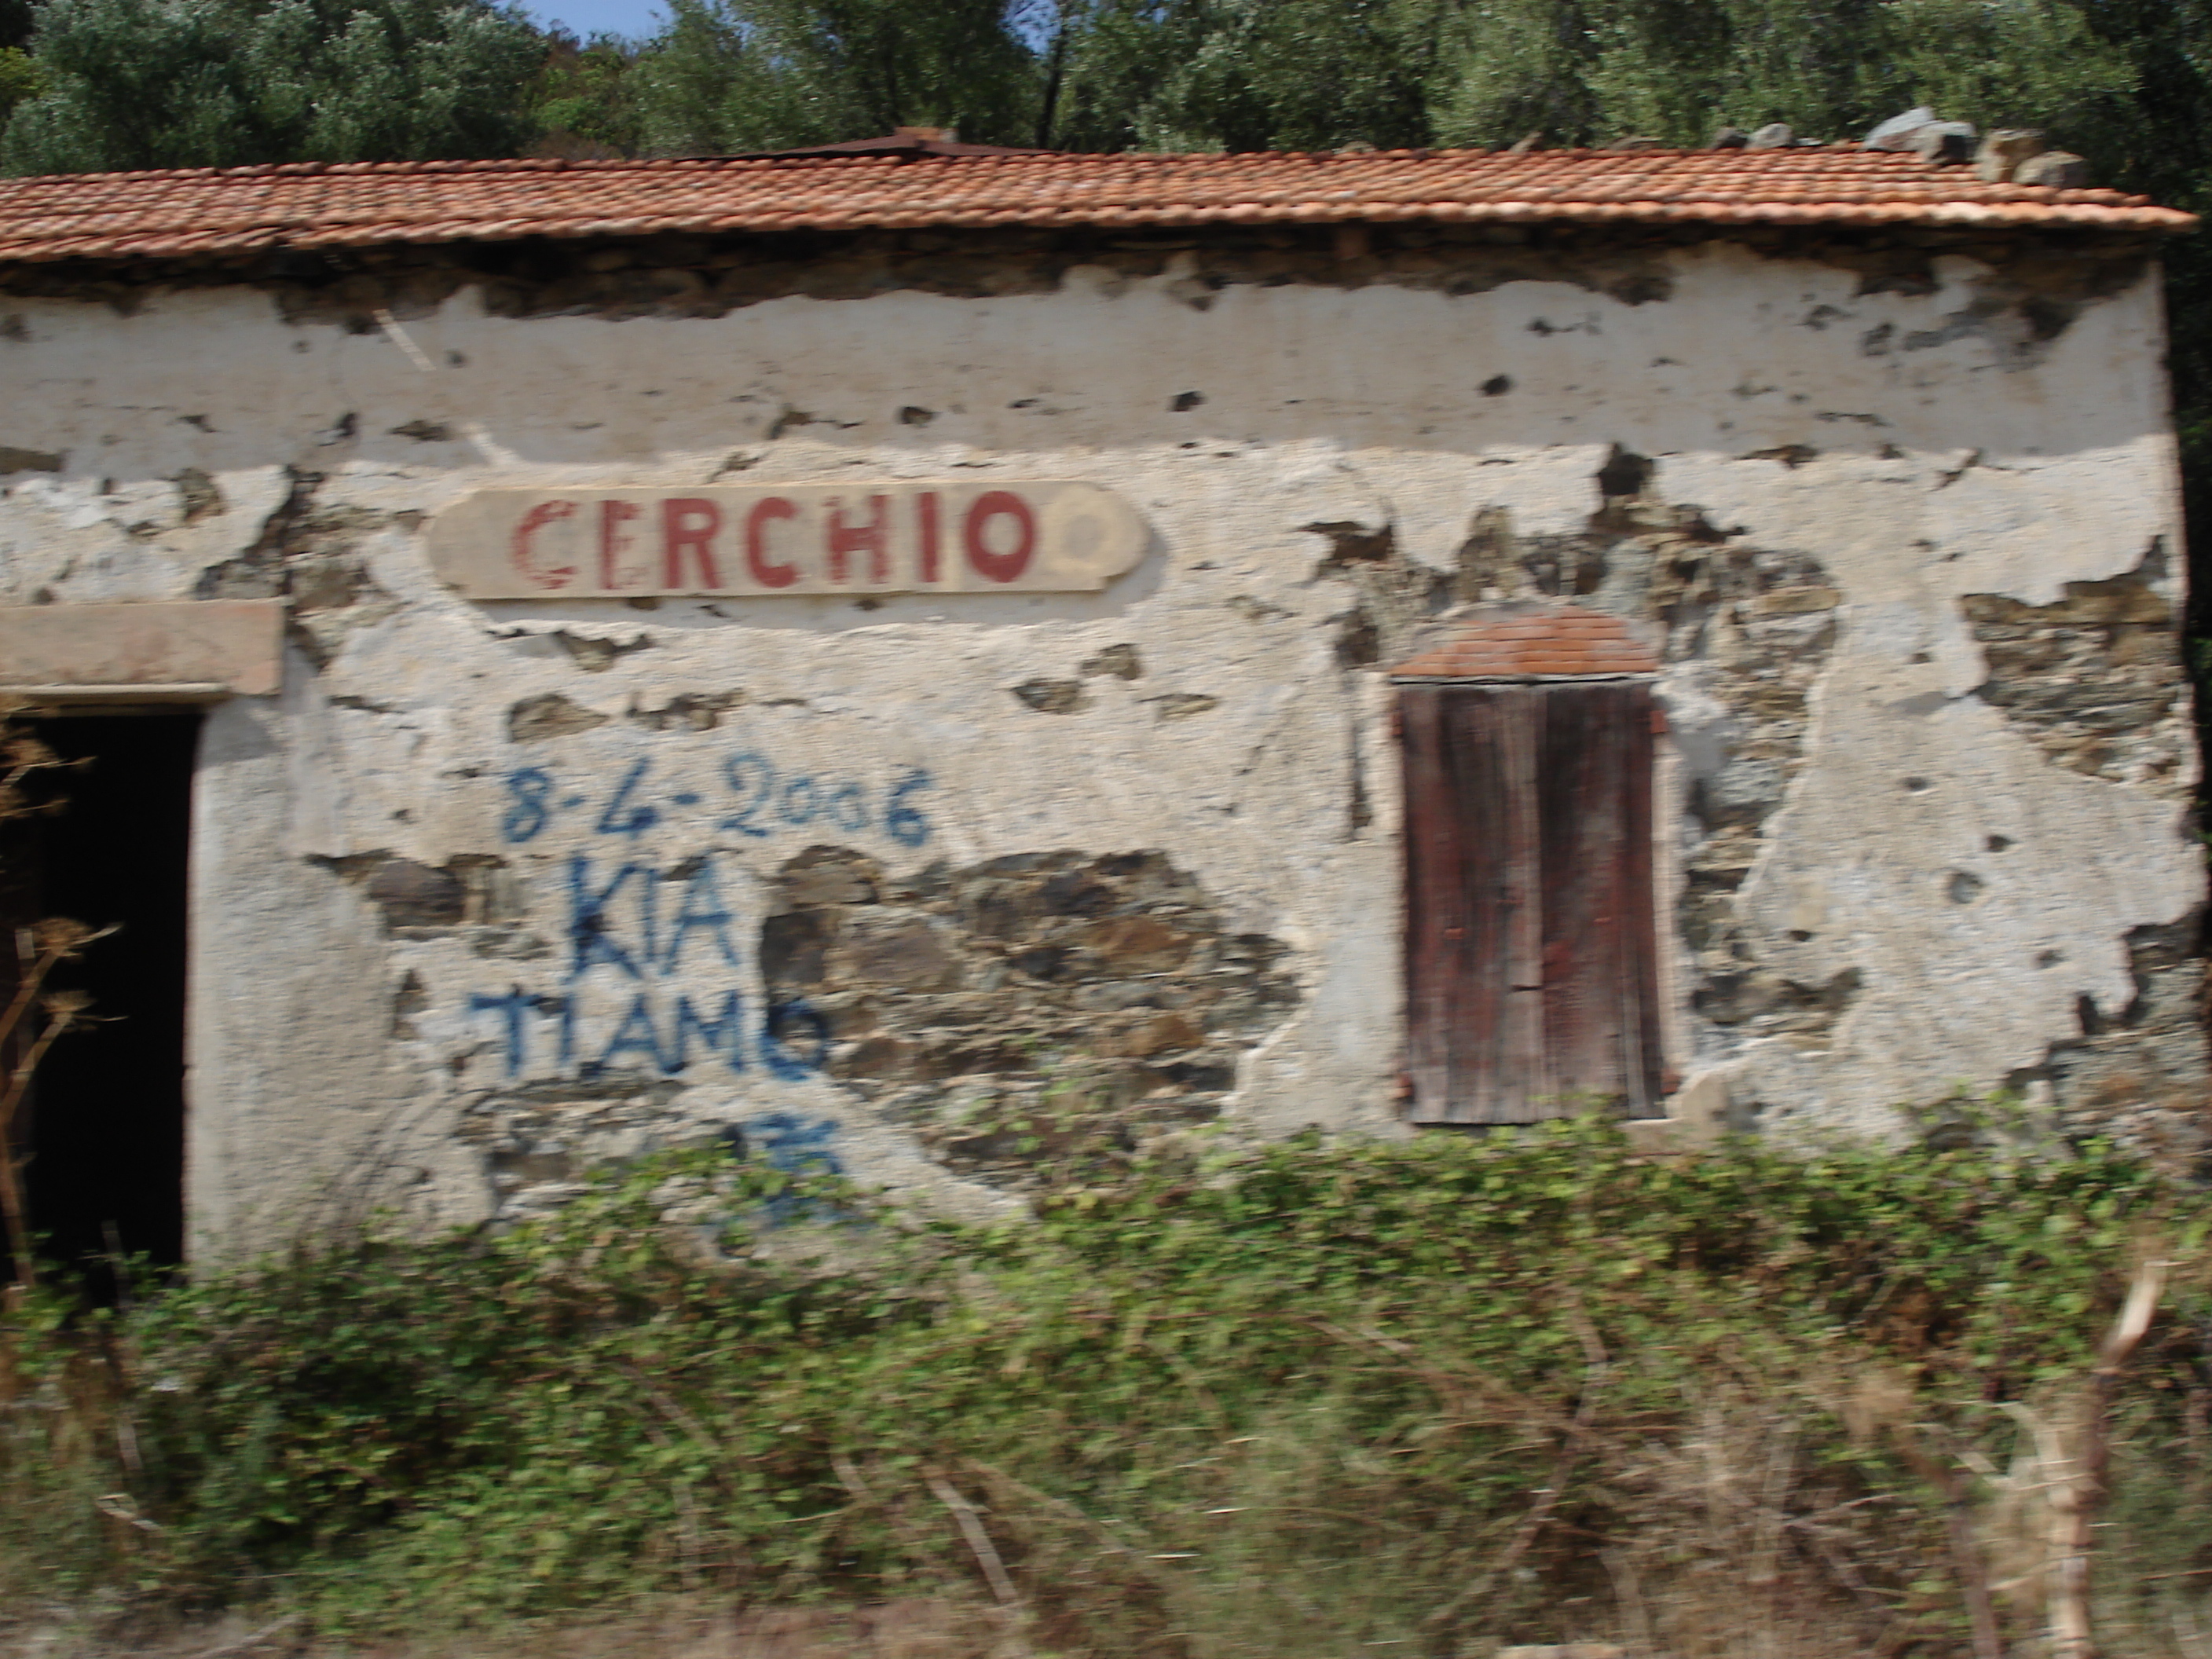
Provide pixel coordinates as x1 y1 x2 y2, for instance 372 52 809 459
0 145 2188 265
1390 606 1660 679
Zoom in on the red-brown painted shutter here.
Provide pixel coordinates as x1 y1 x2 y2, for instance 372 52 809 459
1534 680 1664 1117
1401 679 1662 1123
1401 684 1544 1123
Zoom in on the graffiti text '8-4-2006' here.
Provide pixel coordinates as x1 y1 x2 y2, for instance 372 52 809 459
503 754 933 848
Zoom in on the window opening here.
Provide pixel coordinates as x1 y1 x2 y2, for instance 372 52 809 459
1395 609 1664 1125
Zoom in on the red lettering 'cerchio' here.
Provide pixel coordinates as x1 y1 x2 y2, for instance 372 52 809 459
964 490 1035 584
915 491 943 584
745 496 800 589
599 499 642 590
826 494 891 584
431 479 1141 599
661 498 723 588
511 500 578 589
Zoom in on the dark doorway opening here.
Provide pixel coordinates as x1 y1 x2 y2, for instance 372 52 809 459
4 713 196 1284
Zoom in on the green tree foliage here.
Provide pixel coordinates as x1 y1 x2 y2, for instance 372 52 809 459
528 29 643 158
625 0 1041 156
587 0 2162 187
1052 0 1444 153
606 0 1452 158
1422 0 2138 149
2 0 545 173
0 49 42 129
624 0 745 154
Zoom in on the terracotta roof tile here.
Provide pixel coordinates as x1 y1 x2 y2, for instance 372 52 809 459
1390 605 1661 680
0 145 2188 266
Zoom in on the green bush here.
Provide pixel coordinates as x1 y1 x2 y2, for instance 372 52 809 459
4 1123 2209 1655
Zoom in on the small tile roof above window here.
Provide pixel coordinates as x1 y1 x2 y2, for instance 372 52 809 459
1390 605 1661 680
0 143 2189 266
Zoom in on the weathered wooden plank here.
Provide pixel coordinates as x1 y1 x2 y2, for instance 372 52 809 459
1535 681 1623 1116
1466 687 1547 1120
1399 686 1459 1120
1536 680 1664 1118
1402 684 1546 1124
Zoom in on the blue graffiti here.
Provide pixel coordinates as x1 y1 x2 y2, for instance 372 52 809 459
761 997 830 1080
673 990 748 1071
594 992 669 1075
468 987 566 1079
561 854 743 981
661 859 741 972
742 1111 844 1177
569 857 650 979
577 988 771 1079
504 767 555 843
734 1112 846 1225
596 755 659 840
467 849 826 1084
471 979 826 1082
502 752 932 848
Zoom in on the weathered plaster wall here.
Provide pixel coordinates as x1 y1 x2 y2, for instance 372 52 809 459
0 233 2199 1247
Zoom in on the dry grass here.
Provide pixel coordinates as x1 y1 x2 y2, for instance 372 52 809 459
3 1132 2209 1659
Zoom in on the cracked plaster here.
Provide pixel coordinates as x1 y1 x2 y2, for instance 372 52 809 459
0 236 2199 1248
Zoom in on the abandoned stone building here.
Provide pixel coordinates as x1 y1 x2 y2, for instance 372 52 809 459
0 132 2203 1258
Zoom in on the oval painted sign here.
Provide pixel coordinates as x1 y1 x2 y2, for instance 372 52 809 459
426 482 1147 599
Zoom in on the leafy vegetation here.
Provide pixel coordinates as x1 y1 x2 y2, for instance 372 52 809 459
0 0 544 172
0 0 2188 178
5 1125 2210 1654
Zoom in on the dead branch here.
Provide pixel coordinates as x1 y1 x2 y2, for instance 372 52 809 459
2050 1257 2169 1659
0 919 112 1055
1600 1547 1657 1657
1789 1518 1895 1622
0 986 98 1298
0 706 105 1304
0 724 83 826
185 1611 302 1659
1894 1423 2005 1659
1302 1315 1535 1425
928 1472 1033 1657
617 1359 725 1459
1422 1309 1610 1632
830 1453 877 1504
965 1459 1182 1591
928 1474 1022 1609
1994 1258 2170 1659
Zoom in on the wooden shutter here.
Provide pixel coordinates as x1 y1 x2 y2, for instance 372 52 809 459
1401 679 1662 1123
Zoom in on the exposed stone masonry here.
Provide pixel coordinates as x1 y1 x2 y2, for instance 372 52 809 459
1962 540 2192 794
1339 454 1846 1055
381 843 1301 1218
321 851 528 935
1603 517 1845 1041
760 846 1299 1184
2001 916 2211 1173
461 1075 698 1218
192 467 401 668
